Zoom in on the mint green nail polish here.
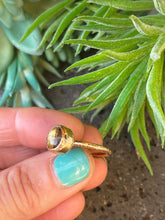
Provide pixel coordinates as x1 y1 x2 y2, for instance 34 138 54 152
54 148 90 187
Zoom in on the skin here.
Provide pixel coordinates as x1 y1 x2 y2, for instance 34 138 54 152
0 107 108 220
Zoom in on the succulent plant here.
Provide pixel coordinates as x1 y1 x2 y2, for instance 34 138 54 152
0 0 78 107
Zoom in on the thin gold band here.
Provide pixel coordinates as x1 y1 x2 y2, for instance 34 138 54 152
73 141 111 157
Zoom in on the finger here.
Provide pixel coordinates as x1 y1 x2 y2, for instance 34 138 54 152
81 125 108 191
0 152 108 192
36 159 108 220
82 124 103 145
0 107 84 148
0 152 108 194
0 149 95 220
83 157 108 191
34 192 85 220
0 146 41 169
0 120 104 169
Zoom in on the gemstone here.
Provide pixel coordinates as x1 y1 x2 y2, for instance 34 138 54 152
47 127 62 149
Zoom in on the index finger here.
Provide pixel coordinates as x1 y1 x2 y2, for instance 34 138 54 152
0 107 85 148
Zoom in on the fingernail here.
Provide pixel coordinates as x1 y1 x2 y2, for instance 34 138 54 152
53 148 90 187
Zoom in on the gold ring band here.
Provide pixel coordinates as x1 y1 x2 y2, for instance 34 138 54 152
47 125 111 157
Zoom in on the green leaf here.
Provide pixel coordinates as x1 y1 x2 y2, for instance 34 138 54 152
86 69 123 98
88 0 154 11
0 27 14 74
34 68 49 87
76 92 100 105
31 88 54 109
93 7 117 40
48 0 88 48
126 95 134 124
142 16 165 27
65 36 149 50
72 24 118 32
100 58 148 138
0 6 12 28
75 81 99 99
20 85 32 107
23 0 64 19
64 46 77 64
5 96 13 107
45 48 57 62
65 53 111 71
12 70 26 92
13 92 22 108
38 12 67 49
20 0 74 42
146 99 159 138
0 2 4 16
153 0 165 15
23 68 42 94
49 61 128 87
2 0 23 16
146 54 165 136
38 59 62 78
19 52 33 71
99 116 109 137
130 15 165 36
75 16 133 28
90 103 108 122
138 103 151 151
56 48 67 62
111 103 128 138
128 78 147 130
130 120 153 175
75 5 109 55
62 104 89 113
0 58 17 106
155 114 165 146
83 61 138 114
162 67 165 112
53 20 79 52
74 88 110 105
150 33 165 61
2 13 43 55
63 97 111 113
101 44 152 61
116 117 127 139
74 81 121 105
0 71 6 89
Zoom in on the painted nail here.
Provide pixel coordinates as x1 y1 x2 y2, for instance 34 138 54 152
53 148 90 187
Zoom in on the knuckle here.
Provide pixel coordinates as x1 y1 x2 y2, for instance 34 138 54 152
0 165 40 218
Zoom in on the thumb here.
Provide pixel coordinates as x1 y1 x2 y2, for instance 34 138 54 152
0 148 95 220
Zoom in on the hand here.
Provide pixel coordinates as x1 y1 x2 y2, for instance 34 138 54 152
0 107 108 220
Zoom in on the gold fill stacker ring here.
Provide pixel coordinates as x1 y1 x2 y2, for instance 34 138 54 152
47 125 111 157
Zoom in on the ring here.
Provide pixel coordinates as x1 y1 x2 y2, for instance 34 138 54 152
47 125 111 157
